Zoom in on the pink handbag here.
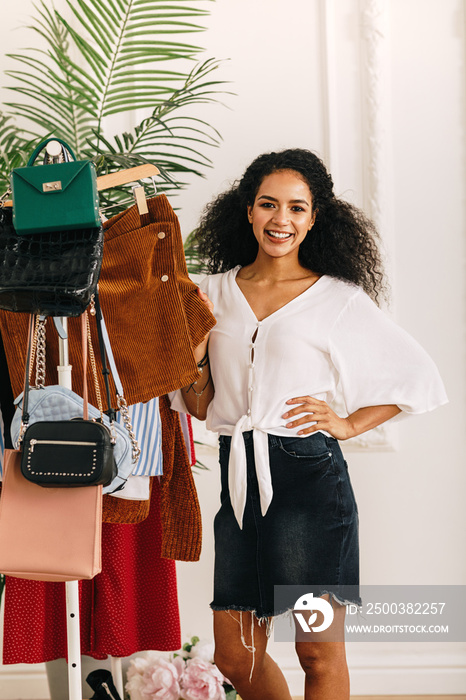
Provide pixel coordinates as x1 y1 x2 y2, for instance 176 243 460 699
0 449 102 581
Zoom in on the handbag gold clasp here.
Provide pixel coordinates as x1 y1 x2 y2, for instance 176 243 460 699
42 181 62 192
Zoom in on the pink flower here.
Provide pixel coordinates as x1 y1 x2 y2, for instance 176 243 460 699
126 670 145 700
188 639 214 664
180 658 227 700
126 654 183 700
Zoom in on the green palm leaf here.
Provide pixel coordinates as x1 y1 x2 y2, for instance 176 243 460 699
57 0 211 137
0 112 38 193
1 0 229 213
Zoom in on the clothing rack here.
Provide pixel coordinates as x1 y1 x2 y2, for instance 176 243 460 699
56 316 80 700
58 320 124 700
5 142 160 700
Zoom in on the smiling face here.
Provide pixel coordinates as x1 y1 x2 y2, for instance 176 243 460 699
247 169 316 262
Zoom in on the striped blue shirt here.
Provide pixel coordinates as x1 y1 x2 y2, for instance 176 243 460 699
114 397 163 476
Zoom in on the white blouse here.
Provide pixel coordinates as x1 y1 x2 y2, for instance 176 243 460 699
171 266 448 527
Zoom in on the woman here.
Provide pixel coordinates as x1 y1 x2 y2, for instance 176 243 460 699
172 149 447 700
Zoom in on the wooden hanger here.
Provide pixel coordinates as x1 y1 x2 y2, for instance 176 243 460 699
1 163 160 208
98 163 159 216
98 164 159 216
97 163 159 191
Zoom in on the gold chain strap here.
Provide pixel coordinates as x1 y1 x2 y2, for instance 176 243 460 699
116 394 141 464
18 316 41 445
86 311 105 421
33 317 47 389
27 316 40 384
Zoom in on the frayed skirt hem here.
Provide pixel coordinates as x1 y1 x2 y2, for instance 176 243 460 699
210 591 362 621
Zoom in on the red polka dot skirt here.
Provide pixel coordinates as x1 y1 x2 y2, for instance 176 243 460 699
2 477 181 664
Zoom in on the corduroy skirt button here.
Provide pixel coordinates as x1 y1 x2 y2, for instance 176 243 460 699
161 275 169 282
158 231 166 239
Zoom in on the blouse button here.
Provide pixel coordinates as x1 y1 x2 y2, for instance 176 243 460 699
158 231 166 239
161 275 169 282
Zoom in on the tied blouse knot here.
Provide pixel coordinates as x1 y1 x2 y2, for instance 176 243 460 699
172 267 448 528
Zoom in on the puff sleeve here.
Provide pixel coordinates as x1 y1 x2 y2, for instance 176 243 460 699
328 290 448 416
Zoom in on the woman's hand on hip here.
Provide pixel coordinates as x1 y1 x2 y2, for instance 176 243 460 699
282 396 356 440
282 397 401 440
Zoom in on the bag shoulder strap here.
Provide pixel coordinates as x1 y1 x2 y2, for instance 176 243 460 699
21 313 89 433
93 292 140 464
21 315 36 426
93 290 116 422
81 313 89 420
94 291 124 397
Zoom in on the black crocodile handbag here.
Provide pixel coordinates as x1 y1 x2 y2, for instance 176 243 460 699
0 206 103 316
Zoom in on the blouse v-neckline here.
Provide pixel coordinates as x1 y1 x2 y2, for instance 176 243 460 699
232 266 327 323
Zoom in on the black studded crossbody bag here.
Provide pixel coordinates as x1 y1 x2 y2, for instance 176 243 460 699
18 313 117 488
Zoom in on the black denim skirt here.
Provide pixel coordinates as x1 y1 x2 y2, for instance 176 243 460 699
211 431 360 619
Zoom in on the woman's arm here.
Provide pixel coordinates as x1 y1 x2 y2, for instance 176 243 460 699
179 337 214 420
282 396 401 440
179 288 215 421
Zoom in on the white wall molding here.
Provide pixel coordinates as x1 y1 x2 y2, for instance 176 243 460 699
358 0 397 283
359 0 390 233
320 0 339 179
357 0 398 451
320 0 396 451
0 665 49 700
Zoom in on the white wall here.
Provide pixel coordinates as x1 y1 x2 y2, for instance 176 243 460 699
0 0 465 696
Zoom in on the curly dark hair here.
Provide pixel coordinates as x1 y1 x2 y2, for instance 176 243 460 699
194 148 388 303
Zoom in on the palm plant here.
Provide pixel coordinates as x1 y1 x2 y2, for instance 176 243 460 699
0 0 227 215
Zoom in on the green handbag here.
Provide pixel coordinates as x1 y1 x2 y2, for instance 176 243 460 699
11 137 101 235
